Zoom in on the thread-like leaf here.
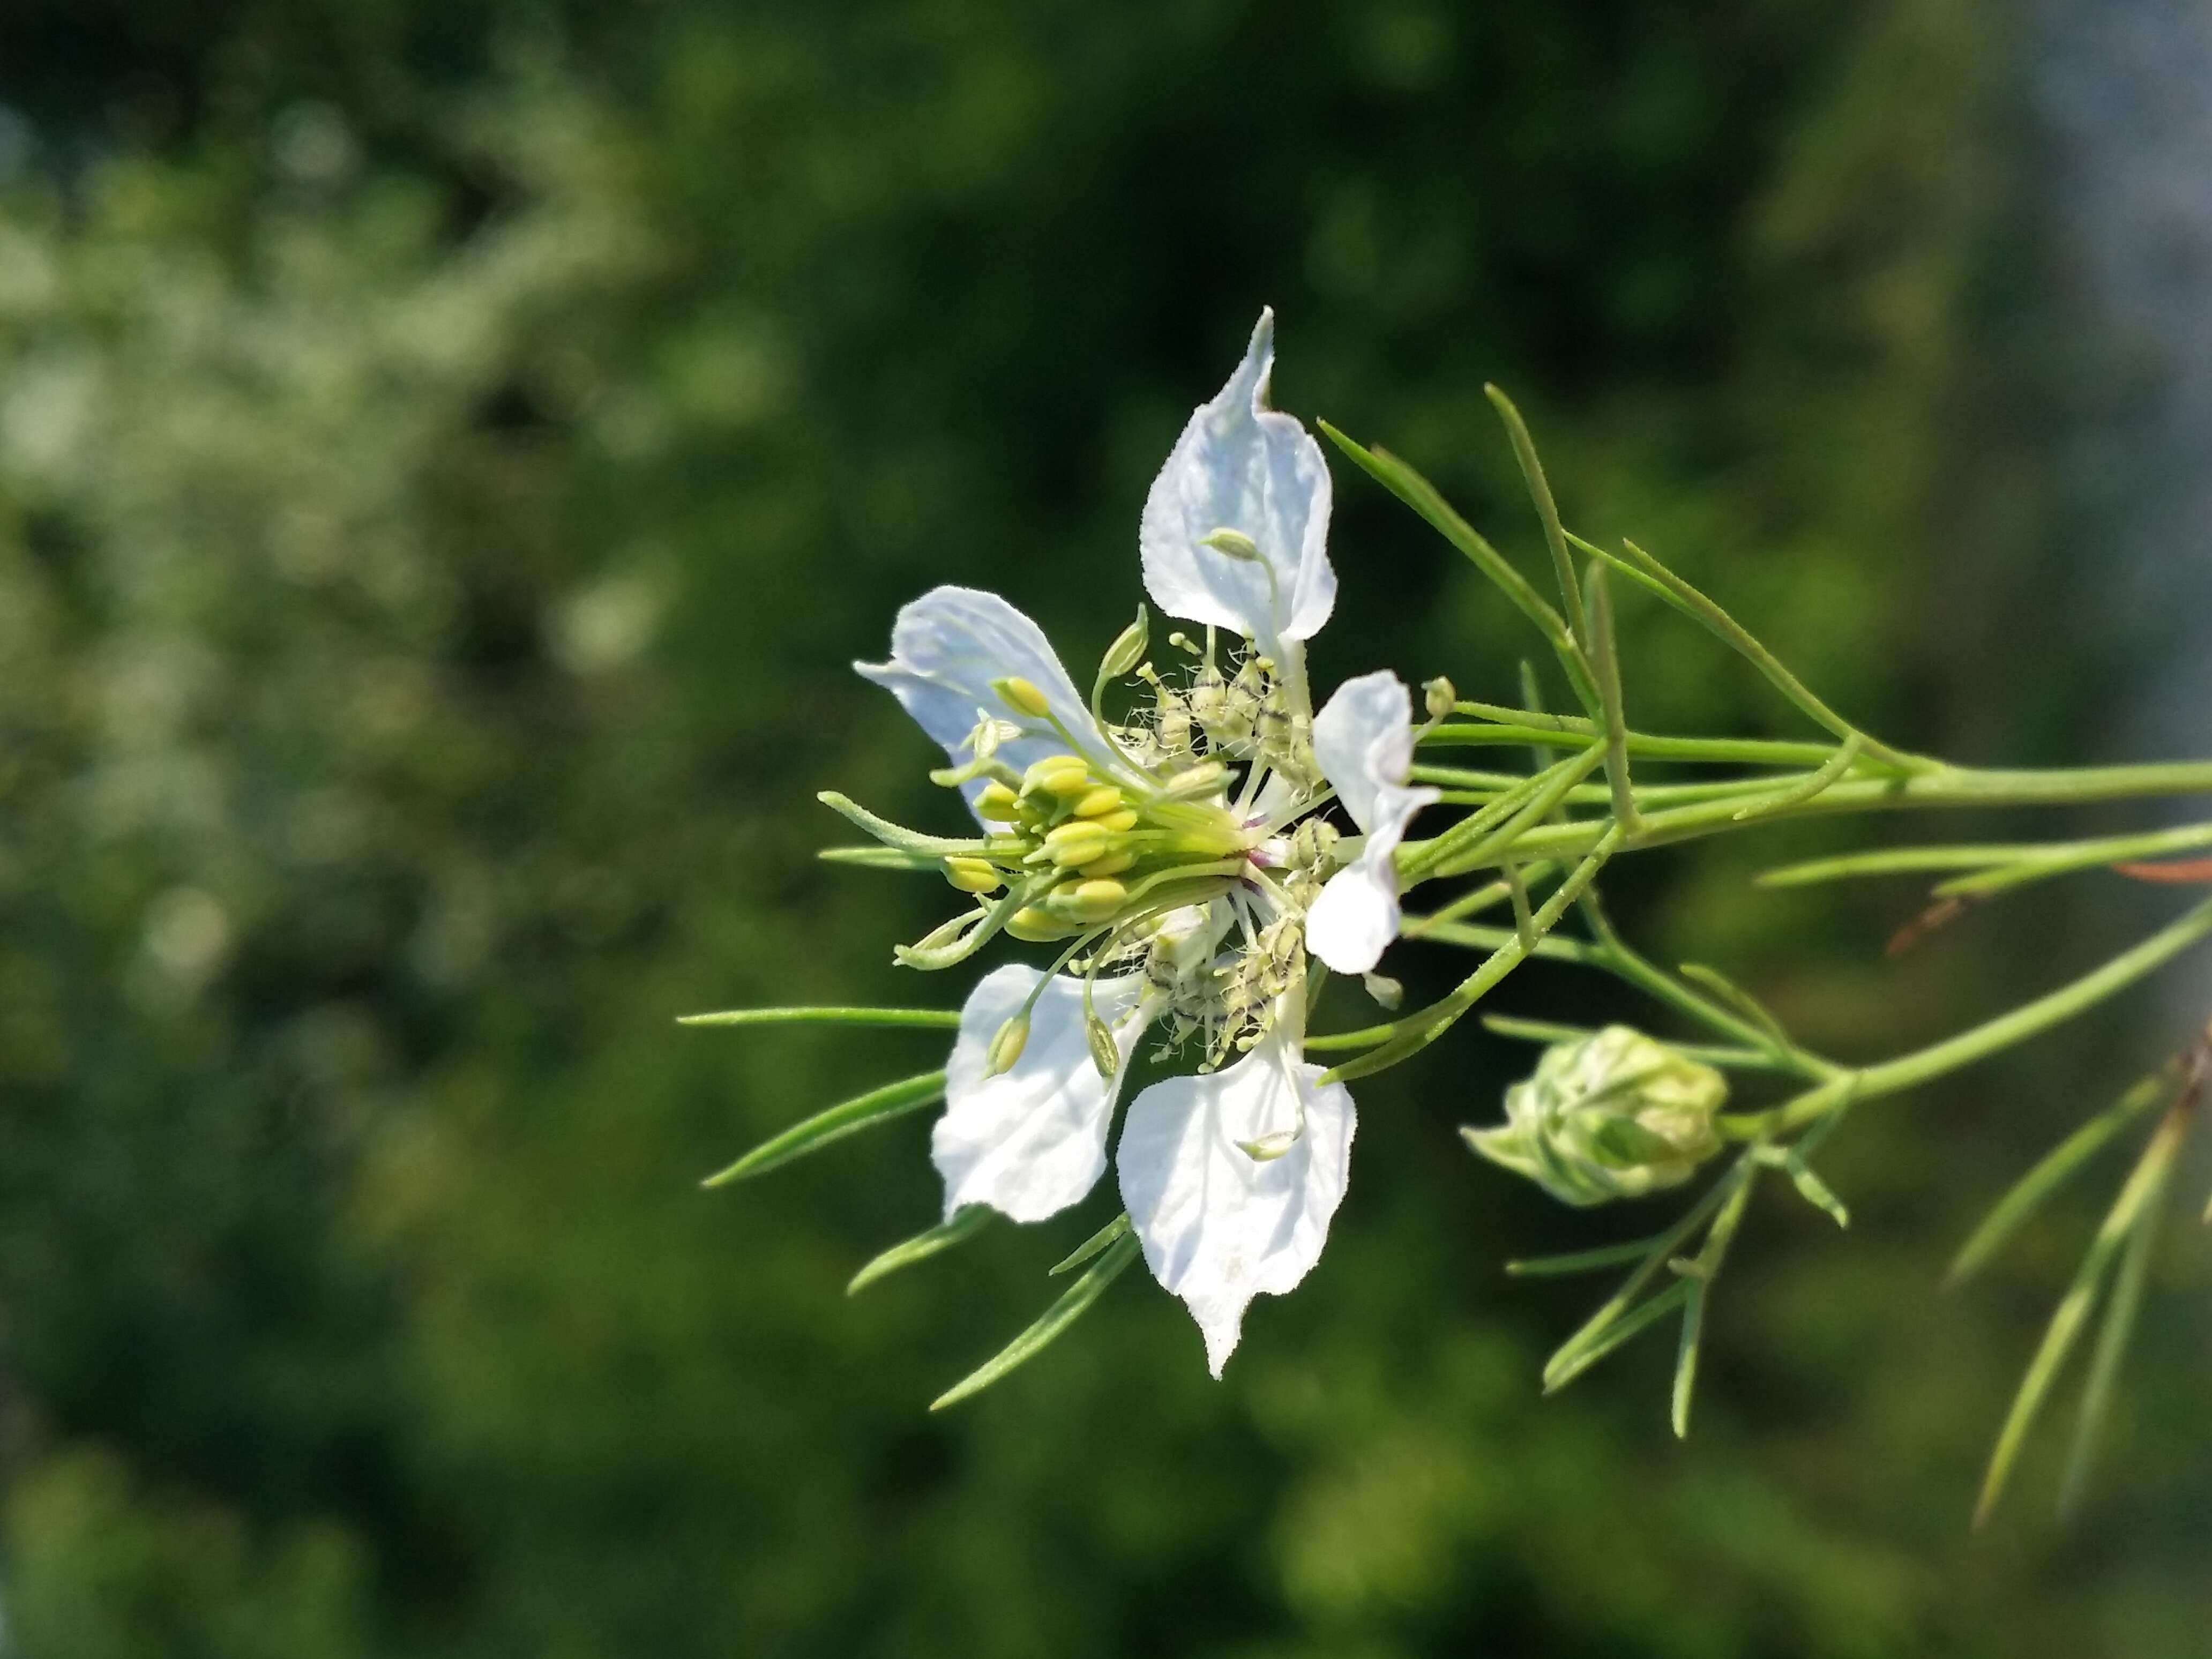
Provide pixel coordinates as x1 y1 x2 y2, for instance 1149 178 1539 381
1677 963 1790 1051
1945 1067 2173 1287
816 790 993 856
2057 1186 2162 1519
1973 1110 2184 1527
1506 1236 1672 1277
678 1006 961 1030
1543 1279 1692 1394
930 1232 1140 1410
1670 1282 1707 1438
1050 1212 1130 1275
702 1070 946 1187
847 1205 994 1296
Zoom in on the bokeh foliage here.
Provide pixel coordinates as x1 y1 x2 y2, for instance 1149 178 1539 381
0 2 2206 1655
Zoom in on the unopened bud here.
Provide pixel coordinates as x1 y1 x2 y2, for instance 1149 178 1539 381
993 677 1053 719
1462 1026 1726 1206
1198 527 1262 562
985 1014 1030 1077
1098 606 1150 679
1079 850 1137 878
1423 676 1456 722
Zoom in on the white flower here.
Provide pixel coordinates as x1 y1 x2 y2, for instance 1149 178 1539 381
844 309 1432 1373
1305 670 1442 975
1116 1008 1356 1376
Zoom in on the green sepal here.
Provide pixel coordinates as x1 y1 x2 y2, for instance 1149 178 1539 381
701 1070 946 1187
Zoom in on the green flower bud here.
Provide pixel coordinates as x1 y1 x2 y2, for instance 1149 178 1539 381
1462 1026 1726 1206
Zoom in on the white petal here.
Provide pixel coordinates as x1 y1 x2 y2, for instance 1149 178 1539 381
1311 669 1417 833
1306 671 1437 974
1116 1028 1356 1377
934 964 1146 1224
1138 309 1336 651
856 586 1112 813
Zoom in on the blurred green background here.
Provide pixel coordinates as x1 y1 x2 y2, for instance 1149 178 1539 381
2 2 2208 1654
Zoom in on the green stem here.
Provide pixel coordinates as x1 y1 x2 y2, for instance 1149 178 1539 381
1727 895 2212 1137
1416 759 2212 877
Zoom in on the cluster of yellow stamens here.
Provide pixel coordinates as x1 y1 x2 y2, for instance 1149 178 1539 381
937 741 1245 943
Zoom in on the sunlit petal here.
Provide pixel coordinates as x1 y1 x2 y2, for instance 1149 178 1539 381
856 585 1103 813
1139 309 1336 651
935 964 1148 1224
1116 1024 1356 1376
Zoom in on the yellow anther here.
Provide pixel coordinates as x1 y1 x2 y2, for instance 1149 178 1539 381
993 676 1052 719
1047 878 1129 924
1021 754 1093 799
1043 821 1110 868
985 1014 1030 1076
1007 907 1080 942
1096 808 1139 834
1079 850 1137 877
1071 785 1125 819
943 857 1003 894
974 782 1023 821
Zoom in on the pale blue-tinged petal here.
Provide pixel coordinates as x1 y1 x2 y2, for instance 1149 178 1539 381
1116 1024 1356 1376
1306 671 1437 974
856 586 1100 813
934 964 1147 1224
1139 309 1336 651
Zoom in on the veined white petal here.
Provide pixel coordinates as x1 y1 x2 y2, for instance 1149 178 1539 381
1116 1023 1356 1377
935 965 1148 1224
856 586 1119 812
1306 670 1437 974
1139 309 1336 652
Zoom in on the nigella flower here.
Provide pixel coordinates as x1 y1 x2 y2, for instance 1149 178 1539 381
845 310 1435 1373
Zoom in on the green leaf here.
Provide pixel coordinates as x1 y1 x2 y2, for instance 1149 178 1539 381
1670 1281 1707 1438
1505 1236 1673 1277
2057 1184 2161 1519
1543 1279 1692 1394
847 1204 995 1296
1677 963 1790 1051
1945 1067 2173 1287
677 1005 961 1030
930 1232 1140 1410
1317 421 1600 715
1050 1211 1131 1275
1973 1110 2184 1527
701 1070 946 1187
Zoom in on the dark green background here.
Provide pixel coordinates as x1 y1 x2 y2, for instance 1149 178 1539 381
1 3 2206 1654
